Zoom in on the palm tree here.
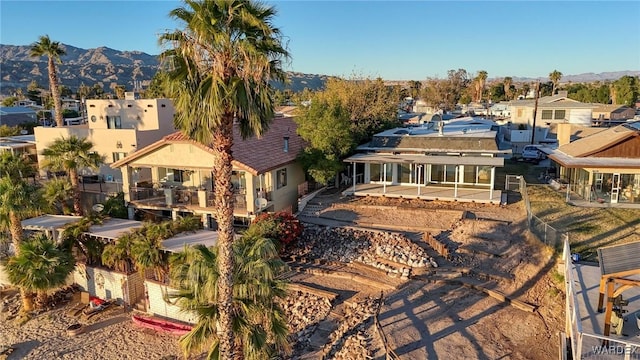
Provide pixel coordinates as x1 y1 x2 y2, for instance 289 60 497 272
170 230 289 359
131 222 174 282
43 178 74 214
503 76 513 100
0 152 35 179
41 136 104 215
474 70 488 102
159 1 289 356
6 233 75 310
101 232 136 273
30 35 66 127
60 215 105 266
549 70 563 95
0 176 43 251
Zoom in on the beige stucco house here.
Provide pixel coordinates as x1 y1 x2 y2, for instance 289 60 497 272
111 116 306 225
34 95 176 181
592 104 636 124
509 91 595 144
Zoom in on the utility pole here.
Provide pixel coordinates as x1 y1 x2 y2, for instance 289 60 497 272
530 81 540 145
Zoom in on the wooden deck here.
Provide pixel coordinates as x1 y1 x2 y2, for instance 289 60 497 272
571 263 640 358
342 183 502 204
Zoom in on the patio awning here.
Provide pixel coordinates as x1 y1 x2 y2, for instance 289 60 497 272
344 153 504 166
162 230 222 253
21 215 82 232
548 151 640 169
597 241 640 277
87 219 144 240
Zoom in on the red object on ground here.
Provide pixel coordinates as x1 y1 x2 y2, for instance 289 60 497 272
89 296 105 306
131 314 193 336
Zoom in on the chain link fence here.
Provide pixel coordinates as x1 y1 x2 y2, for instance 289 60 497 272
505 174 566 248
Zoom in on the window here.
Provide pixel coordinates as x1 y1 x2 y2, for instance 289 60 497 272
399 164 411 183
106 116 122 129
276 168 287 189
112 152 127 162
463 165 476 184
445 165 457 182
431 164 444 182
541 110 553 120
477 166 492 184
370 164 381 182
554 110 566 120
159 168 189 183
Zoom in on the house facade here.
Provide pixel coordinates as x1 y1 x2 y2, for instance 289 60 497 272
592 104 636 124
548 122 640 205
111 116 306 225
34 96 176 181
343 117 510 203
509 92 595 144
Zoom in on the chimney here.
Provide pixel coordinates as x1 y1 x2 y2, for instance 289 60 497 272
557 123 572 146
283 136 289 152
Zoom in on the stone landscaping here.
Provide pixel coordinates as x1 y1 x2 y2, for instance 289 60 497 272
279 290 333 352
291 225 436 279
323 297 380 359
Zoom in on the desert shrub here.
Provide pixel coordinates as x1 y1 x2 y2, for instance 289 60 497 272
252 211 304 248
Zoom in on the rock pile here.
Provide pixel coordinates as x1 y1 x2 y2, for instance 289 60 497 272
0 285 79 321
0 291 20 322
292 225 436 277
324 297 380 359
279 291 332 351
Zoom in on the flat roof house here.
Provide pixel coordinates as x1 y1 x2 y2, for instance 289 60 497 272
111 116 306 225
509 92 595 144
343 117 511 203
34 96 176 182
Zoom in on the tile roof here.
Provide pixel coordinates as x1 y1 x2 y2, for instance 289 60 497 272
112 116 306 175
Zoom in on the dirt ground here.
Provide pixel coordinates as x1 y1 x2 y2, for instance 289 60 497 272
0 189 565 360
295 190 565 359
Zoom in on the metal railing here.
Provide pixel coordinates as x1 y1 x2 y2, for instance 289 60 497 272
562 238 640 360
508 175 640 359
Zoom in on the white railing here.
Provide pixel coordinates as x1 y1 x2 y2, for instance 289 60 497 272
563 237 640 359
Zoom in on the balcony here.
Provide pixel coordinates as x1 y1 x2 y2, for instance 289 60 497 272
128 183 272 214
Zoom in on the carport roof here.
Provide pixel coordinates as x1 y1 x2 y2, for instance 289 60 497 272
21 215 82 231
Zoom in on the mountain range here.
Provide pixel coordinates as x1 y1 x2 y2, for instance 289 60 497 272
0 43 330 96
0 43 638 96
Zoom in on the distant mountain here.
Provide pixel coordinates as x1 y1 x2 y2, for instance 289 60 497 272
509 71 640 83
1 43 636 96
0 43 331 95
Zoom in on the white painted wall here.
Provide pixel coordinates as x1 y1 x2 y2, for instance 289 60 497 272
145 280 197 324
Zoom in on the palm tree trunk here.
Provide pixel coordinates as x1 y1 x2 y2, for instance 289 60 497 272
37 290 48 309
48 57 64 127
21 289 34 312
69 169 82 215
10 211 34 312
211 118 236 359
9 211 24 251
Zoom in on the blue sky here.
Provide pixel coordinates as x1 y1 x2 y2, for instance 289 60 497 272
1 1 639 80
